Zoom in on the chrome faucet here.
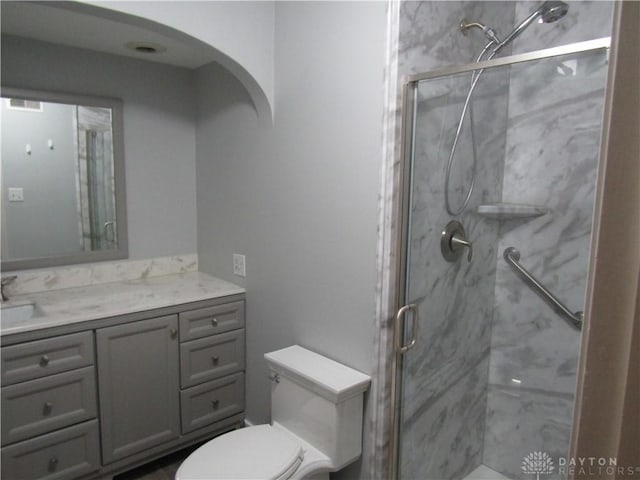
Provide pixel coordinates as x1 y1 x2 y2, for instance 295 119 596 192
1 275 17 301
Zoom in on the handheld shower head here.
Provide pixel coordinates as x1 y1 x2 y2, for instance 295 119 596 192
539 1 570 23
494 1 569 53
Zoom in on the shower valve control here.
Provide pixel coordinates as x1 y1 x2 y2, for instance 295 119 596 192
441 220 473 263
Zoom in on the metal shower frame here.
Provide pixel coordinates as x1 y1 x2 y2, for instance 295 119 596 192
389 36 611 480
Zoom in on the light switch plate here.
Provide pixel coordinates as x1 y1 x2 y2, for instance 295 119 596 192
8 188 24 202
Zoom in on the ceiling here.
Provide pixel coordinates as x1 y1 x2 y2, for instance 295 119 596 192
1 1 217 70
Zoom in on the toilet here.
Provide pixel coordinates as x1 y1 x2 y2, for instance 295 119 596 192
176 345 371 480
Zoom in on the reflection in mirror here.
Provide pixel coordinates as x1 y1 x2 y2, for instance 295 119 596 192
1 88 127 270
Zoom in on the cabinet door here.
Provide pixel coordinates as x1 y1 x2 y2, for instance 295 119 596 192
97 315 179 464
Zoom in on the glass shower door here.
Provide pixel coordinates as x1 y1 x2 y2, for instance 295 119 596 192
76 106 116 251
396 45 609 480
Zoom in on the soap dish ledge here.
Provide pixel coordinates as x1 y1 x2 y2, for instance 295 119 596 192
476 203 549 219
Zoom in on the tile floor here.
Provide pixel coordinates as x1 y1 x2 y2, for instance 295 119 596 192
113 447 194 480
112 451 512 480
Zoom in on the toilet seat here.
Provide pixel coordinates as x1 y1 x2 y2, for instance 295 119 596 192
175 425 304 480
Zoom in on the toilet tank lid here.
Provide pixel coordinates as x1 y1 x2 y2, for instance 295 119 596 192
264 345 371 403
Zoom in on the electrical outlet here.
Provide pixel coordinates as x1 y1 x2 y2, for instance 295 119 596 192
233 254 246 277
8 188 24 202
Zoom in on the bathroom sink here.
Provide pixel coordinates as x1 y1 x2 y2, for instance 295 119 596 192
1 302 44 324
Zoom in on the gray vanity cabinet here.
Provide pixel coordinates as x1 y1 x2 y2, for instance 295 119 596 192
1 294 245 480
178 301 245 436
0 332 100 480
96 314 180 464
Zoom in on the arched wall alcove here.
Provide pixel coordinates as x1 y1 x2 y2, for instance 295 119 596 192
81 1 274 123
4 0 274 123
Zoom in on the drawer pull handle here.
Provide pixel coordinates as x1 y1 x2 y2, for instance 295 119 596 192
43 402 53 415
211 356 219 365
170 328 178 339
40 355 50 367
212 399 220 410
211 318 219 327
48 457 59 471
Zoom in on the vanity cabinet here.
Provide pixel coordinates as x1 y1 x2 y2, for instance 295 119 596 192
96 315 180 464
1 294 246 480
1 332 100 480
178 301 245 435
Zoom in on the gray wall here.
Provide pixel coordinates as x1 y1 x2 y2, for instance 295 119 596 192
195 1 386 477
3 5 387 476
1 101 80 259
1 35 198 260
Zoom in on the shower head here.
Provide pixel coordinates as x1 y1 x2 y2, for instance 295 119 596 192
494 1 569 53
539 1 570 23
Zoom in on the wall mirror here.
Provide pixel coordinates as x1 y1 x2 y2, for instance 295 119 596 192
1 87 127 270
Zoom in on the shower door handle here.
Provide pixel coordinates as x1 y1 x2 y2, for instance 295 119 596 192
394 304 418 354
103 221 115 243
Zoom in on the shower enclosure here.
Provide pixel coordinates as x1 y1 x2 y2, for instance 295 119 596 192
389 3 612 479
76 106 117 251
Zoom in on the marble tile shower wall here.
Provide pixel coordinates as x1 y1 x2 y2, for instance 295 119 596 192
483 3 613 479
394 2 612 480
397 2 514 479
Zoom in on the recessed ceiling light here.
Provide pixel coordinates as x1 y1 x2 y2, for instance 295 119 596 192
125 41 167 54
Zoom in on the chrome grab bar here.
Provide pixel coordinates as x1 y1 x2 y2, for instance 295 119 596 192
503 247 583 330
394 304 418 353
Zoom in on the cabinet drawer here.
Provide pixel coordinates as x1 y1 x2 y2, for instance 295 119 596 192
180 373 244 434
180 329 245 388
1 420 100 480
1 332 94 386
2 367 97 445
179 301 245 341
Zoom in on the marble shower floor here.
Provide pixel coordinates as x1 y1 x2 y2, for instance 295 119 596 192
464 464 512 480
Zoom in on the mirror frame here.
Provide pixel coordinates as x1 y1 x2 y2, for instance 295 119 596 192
1 86 128 271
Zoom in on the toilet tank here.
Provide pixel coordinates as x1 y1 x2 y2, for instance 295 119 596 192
264 346 371 470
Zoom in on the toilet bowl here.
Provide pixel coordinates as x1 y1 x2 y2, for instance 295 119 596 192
176 345 371 480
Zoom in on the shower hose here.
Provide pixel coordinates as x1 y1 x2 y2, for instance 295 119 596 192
444 42 498 216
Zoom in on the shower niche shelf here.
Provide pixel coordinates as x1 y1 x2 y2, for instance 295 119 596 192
476 203 549 220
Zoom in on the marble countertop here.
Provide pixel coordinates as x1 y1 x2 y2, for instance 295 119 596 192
1 272 245 336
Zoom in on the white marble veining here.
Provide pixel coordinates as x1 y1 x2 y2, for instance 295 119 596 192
1 271 244 336
394 3 514 479
367 0 401 477
482 3 612 478
509 1 613 56
483 386 574 480
3 254 198 296
373 1 612 479
400 357 490 480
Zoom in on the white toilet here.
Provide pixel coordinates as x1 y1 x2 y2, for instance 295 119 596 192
176 345 371 480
